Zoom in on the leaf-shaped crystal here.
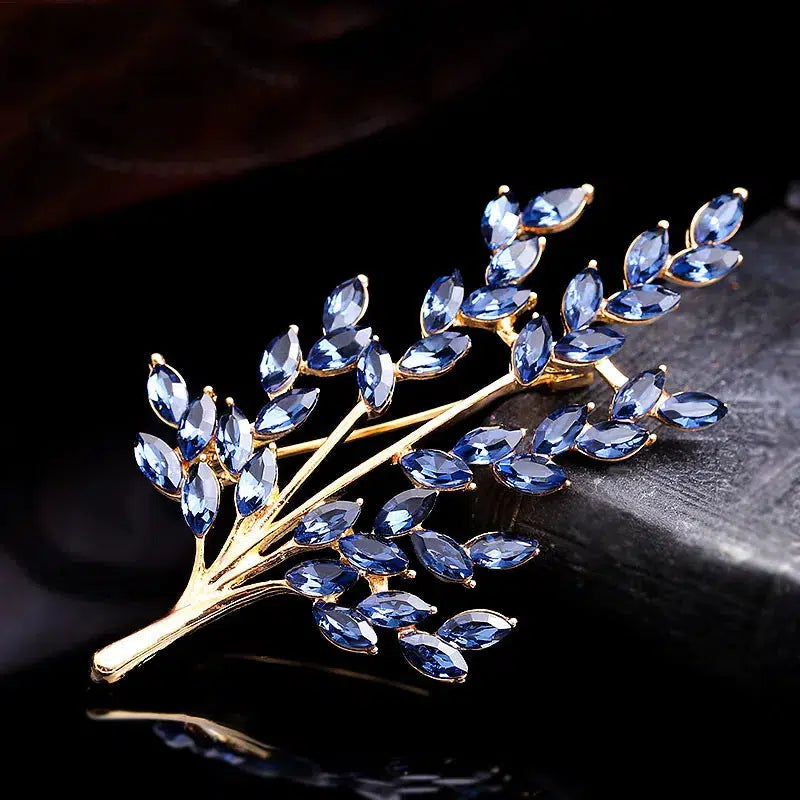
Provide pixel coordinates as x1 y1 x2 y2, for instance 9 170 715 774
512 315 553 385
465 532 540 569
147 363 189 427
373 488 437 538
452 427 524 465
692 193 744 245
656 391 727 429
285 560 358 598
399 631 468 681
177 394 216 462
667 245 741 284
400 449 473 490
625 227 670 285
575 420 649 460
339 533 409 575
460 286 530 321
181 462 220 536
438 610 514 650
562 267 603 330
306 326 372 374
259 328 301 395
605 285 680 322
322 276 367 333
481 191 520 250
493 454 567 495
134 432 183 495
312 602 377 652
254 388 320 439
356 340 394 413
235 448 278 516
411 530 473 583
215 405 253 476
421 271 464 335
611 368 666 421
294 500 361 546
357 591 434 628
486 236 541 285
531 403 589 456
397 332 471 378
554 326 625 363
522 187 587 229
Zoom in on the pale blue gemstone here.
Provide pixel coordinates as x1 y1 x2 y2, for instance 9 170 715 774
461 286 530 321
294 500 361 546
147 364 189 426
357 591 434 628
452 427 524 465
486 237 540 285
259 328 301 395
606 284 680 321
397 332 471 377
254 388 320 438
339 532 409 575
694 193 744 244
411 530 473 582
312 602 377 652
181 462 220 536
493 454 566 495
438 610 513 650
531 403 589 456
563 268 603 330
285 560 358 597
306 326 372 373
481 192 520 250
357 340 395 413
322 277 367 334
611 369 665 421
373 488 437 538
575 420 649 459
554 326 625 363
400 449 473 490
657 391 727 429
421 271 464 334
235 448 278 516
512 315 553 385
626 228 670 285
522 187 585 228
134 432 183 494
668 245 740 283
399 631 468 680
177 394 217 462
215 405 253 476
466 531 540 569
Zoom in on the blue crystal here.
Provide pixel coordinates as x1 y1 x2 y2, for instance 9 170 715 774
493 454 567 495
294 500 361 546
611 369 666 421
373 488 437 538
357 591 434 629
575 420 649 459
339 533 409 575
398 332 471 377
285 559 358 598
606 284 680 321
522 187 586 228
323 277 367 334
177 394 217 461
531 403 589 456
461 286 530 321
254 388 320 438
147 363 189 426
657 391 727 429
306 326 372 373
554 326 625 363
235 448 278 516
215 405 253 476
481 192 520 250
259 328 301 395
312 601 377 652
626 228 670 285
181 462 220 536
668 245 740 284
563 268 603 330
134 432 183 494
438 610 514 650
421 271 464 334
466 531 540 569
399 631 468 681
693 193 744 244
512 315 553 385
486 236 541 285
411 530 473 582
452 427 524 465
400 449 473 490
357 340 394 413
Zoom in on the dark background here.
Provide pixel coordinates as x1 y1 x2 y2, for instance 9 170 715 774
0 2 796 797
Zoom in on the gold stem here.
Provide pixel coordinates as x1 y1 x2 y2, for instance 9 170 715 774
594 358 629 390
175 535 206 609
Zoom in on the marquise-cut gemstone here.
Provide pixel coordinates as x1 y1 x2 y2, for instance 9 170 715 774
421 271 464 334
397 332 471 377
134 432 183 494
575 420 649 459
399 631 468 681
177 394 217 461
605 284 680 321
625 228 670 285
339 533 409 575
481 192 520 250
611 369 665 421
259 328 301 395
181 462 220 536
294 501 361 546
668 245 741 284
373 488 438 538
357 591 434 629
254 388 320 438
215 405 253 476
307 326 372 373
147 364 189 426
554 326 625 363
563 268 603 330
693 193 744 244
522 187 585 228
312 602 377 652
486 236 541 285
461 286 530 321
493 454 567 494
438 610 514 650
512 315 553 385
285 560 358 598
235 448 278 516
466 531 540 569
411 530 473 582
322 277 367 333
357 340 395 413
657 391 727 429
452 427 524 465
531 403 589 456
400 449 473 490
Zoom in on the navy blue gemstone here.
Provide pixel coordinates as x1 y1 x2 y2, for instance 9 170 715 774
575 420 649 460
522 187 586 228
373 488 438 538
466 531 540 569
657 391 727 429
147 363 189 426
452 427 524 465
512 315 553 385
134 432 183 494
486 236 541 285
626 227 670 285
421 271 464 334
357 591 434 629
668 245 741 284
357 340 395 413
493 454 567 495
235 448 278 516
563 268 603 330
181 462 220 536
285 559 358 598
693 193 744 244
259 328 301 395
611 369 666 421
461 286 530 321
531 403 589 456
307 326 372 373
312 601 377 652
294 500 361 546
322 277 367 334
411 530 473 583
606 284 680 321
177 394 217 461
216 405 253 476
554 326 625 363
438 610 514 651
254 388 320 438
398 332 471 378
400 449 473 490
481 192 520 250
399 631 468 681
339 533 409 575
